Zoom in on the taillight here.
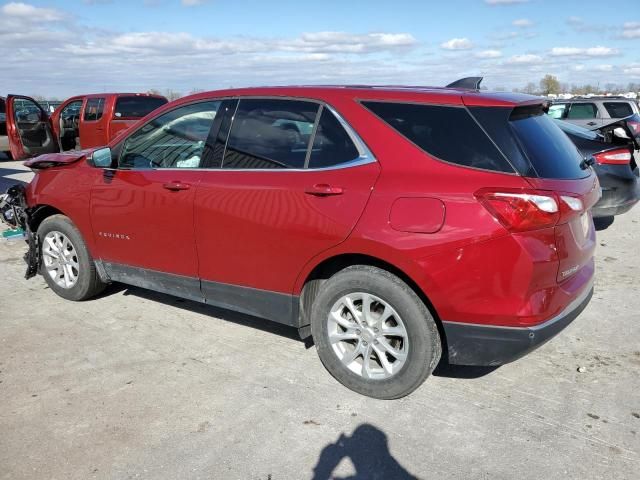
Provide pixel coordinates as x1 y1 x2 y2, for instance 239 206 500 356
593 148 632 165
628 120 640 136
475 188 585 232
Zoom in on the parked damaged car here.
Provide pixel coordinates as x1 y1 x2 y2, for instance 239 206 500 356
1 80 599 399
2 93 167 160
554 114 640 218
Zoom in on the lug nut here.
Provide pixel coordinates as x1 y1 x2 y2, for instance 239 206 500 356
356 329 361 335
374 340 378 345
373 328 379 333
362 341 368 346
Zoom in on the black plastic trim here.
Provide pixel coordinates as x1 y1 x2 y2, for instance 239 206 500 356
101 262 301 327
442 286 594 366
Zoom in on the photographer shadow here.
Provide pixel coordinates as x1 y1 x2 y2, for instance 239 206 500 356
312 423 419 480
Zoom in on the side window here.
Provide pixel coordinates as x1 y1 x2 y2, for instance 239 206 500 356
84 98 105 122
119 101 221 169
566 103 597 119
547 104 567 119
362 101 513 173
223 99 319 169
114 96 168 119
603 102 633 118
308 108 360 169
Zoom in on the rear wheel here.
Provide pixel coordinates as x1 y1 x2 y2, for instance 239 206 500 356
310 265 441 399
37 215 106 301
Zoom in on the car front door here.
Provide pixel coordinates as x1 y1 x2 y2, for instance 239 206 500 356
193 98 380 323
90 100 222 301
6 95 60 160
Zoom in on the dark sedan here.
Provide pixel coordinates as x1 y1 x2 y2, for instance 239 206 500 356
555 115 639 219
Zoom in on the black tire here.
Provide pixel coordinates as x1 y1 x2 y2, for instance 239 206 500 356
310 265 441 399
37 214 106 301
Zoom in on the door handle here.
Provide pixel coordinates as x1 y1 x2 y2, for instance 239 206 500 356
304 183 344 196
163 181 191 191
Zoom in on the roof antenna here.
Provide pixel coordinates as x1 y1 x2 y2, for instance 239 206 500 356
446 77 483 90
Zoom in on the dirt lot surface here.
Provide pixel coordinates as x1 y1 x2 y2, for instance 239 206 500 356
1 160 639 479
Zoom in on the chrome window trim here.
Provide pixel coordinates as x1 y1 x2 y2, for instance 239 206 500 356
117 95 377 173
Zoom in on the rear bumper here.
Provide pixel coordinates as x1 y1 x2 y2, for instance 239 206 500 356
592 165 640 218
442 281 593 366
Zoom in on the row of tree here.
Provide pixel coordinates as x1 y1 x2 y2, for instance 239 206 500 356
512 75 640 96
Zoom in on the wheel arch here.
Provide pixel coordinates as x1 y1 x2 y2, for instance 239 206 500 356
28 204 67 232
298 253 446 351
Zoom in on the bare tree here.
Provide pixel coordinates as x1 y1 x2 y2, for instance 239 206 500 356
539 75 560 95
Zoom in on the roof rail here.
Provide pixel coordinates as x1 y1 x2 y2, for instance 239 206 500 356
446 77 483 90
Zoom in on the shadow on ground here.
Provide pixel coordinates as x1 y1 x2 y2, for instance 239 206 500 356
312 424 419 480
109 282 500 379
594 215 615 231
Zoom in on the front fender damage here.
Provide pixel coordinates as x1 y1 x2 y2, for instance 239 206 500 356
0 184 40 279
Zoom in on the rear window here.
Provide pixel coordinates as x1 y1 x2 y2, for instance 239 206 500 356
603 102 633 118
506 105 587 179
362 101 514 173
114 96 168 119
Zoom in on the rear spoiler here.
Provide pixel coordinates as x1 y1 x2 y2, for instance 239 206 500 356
446 77 483 90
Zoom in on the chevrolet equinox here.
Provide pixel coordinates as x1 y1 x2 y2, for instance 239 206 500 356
1 81 598 399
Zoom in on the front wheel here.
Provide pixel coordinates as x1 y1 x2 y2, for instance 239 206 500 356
310 265 441 399
37 215 106 301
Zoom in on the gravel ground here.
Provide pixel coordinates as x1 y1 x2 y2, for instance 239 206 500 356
0 163 639 479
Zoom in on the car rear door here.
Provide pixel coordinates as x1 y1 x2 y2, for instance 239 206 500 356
193 98 380 319
90 100 222 301
5 95 60 160
566 102 602 129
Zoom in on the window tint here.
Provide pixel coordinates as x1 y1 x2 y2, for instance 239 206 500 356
223 99 319 169
603 102 633 118
119 101 220 169
567 103 597 119
363 101 514 173
509 105 587 179
84 98 105 121
547 104 567 119
114 96 168 119
308 108 360 169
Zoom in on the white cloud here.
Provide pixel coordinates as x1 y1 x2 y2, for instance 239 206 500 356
476 49 502 58
512 18 533 27
621 22 640 39
0 2 64 21
440 38 474 50
181 0 207 5
485 0 529 5
595 64 613 72
505 54 543 64
550 46 619 57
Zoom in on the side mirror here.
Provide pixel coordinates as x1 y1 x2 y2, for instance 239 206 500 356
91 147 113 168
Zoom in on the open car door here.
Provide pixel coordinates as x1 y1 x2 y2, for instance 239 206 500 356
6 95 59 160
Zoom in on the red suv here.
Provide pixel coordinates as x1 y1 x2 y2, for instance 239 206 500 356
1 82 599 399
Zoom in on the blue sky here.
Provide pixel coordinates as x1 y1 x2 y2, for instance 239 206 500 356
1 0 639 97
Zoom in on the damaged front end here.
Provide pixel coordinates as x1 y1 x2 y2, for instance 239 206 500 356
0 184 40 279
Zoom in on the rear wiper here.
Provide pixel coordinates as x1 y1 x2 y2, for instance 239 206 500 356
580 157 595 170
